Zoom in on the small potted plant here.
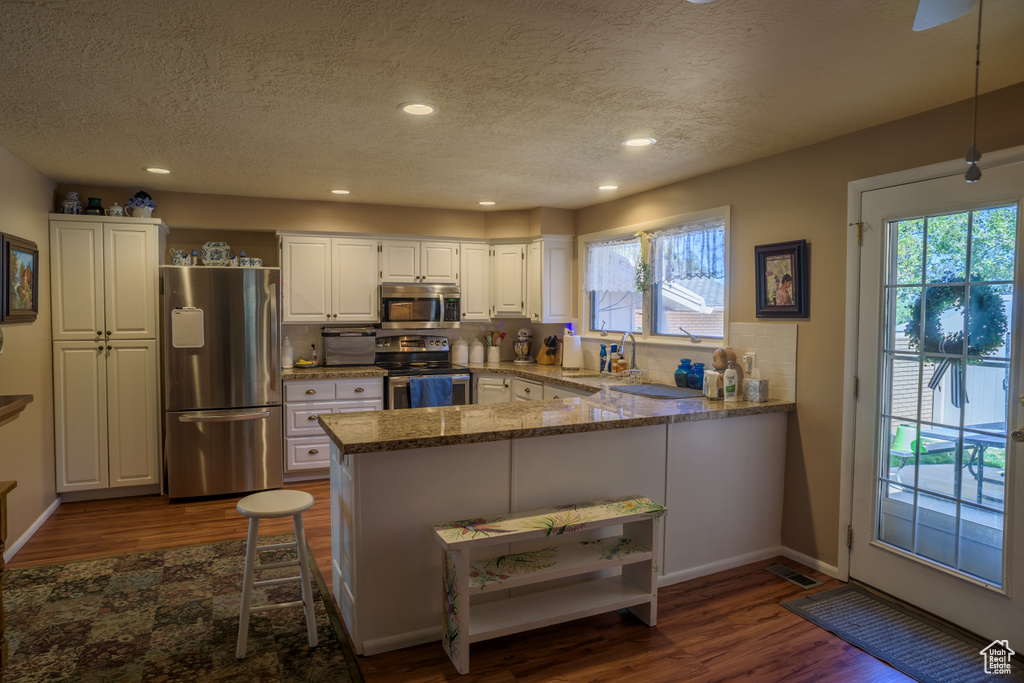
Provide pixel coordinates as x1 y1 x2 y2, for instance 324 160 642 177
125 190 156 218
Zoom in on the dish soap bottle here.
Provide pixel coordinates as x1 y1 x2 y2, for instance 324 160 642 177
600 344 607 373
723 360 739 402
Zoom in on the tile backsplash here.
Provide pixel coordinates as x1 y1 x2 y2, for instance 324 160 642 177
282 320 798 402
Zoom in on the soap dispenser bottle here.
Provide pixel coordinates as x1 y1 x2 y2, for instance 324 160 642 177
723 360 739 402
600 344 608 373
282 337 294 368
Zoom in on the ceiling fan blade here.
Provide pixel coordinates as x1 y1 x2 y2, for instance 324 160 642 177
913 0 979 31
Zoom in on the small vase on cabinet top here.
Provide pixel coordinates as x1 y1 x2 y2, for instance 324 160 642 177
83 197 104 215
687 362 704 390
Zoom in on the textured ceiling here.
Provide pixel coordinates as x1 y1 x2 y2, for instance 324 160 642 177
1 0 1022 211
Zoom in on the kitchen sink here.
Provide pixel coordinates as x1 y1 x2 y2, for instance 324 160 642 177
609 384 704 399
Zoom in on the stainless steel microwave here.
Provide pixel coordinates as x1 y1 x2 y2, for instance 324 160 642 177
380 283 461 330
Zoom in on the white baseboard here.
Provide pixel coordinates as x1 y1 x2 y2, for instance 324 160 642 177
362 626 440 656
781 547 839 579
4 495 61 563
659 546 785 587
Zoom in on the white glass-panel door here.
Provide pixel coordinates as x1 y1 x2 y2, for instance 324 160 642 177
851 160 1024 648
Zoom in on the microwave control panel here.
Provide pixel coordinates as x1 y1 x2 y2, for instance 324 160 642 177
443 298 461 322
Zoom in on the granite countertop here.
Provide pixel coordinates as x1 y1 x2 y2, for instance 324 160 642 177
282 366 386 380
318 363 794 454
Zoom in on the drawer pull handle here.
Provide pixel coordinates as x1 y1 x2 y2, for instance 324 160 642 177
308 415 319 420
306 389 316 394
524 387 530 393
308 448 319 455
354 387 364 393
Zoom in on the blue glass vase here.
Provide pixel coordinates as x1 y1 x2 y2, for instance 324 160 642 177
688 362 704 390
674 359 692 387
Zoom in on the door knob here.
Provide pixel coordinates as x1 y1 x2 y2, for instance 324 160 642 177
1012 428 1024 443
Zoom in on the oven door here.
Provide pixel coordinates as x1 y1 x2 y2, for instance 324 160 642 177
387 374 470 409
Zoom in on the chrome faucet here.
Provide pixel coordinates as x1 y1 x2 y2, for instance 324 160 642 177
620 331 637 371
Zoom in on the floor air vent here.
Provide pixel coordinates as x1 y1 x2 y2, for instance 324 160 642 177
765 563 822 590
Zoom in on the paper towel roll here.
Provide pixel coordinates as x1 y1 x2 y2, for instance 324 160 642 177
561 334 583 369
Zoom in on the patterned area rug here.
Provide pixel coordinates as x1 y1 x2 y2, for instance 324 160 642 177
5 535 363 683
783 584 1023 683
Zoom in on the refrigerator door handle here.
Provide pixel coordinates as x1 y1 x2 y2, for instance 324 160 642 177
178 409 273 423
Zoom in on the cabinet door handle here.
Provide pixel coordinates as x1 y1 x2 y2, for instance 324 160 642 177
308 415 319 420
524 387 530 393
308 449 319 455
354 387 364 393
306 389 316 394
97 330 102 336
98 345 104 350
107 345 112 350
106 330 112 335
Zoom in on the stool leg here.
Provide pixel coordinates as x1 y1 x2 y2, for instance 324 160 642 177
293 512 318 647
236 517 260 658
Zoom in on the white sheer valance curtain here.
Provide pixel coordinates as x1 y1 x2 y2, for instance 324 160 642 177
650 219 726 283
584 236 640 293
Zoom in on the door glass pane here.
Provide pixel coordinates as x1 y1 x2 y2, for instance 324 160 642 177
877 204 1016 588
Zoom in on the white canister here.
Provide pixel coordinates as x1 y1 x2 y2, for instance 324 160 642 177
453 339 469 364
469 340 485 363
486 345 500 363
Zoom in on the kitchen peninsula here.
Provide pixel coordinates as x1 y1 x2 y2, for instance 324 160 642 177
319 365 793 656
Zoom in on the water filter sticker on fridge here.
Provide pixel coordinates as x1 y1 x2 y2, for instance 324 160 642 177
171 308 205 348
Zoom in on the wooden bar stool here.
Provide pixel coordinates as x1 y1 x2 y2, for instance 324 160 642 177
235 489 318 658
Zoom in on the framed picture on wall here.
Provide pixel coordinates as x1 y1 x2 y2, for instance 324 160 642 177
1 233 39 324
755 239 808 318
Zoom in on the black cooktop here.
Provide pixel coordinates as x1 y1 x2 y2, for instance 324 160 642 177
376 360 467 376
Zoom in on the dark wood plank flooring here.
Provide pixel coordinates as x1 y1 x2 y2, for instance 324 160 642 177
9 480 909 682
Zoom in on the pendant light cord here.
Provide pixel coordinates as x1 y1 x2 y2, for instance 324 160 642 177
970 0 982 154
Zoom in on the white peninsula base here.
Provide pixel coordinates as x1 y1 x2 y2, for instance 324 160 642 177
330 411 787 656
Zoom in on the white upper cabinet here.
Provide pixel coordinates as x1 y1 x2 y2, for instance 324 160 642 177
333 238 379 322
491 243 526 317
459 242 490 322
281 235 379 323
50 220 159 340
381 239 458 283
281 235 332 322
526 236 574 324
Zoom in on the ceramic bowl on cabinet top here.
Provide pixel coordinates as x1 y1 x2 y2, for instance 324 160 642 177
201 242 231 266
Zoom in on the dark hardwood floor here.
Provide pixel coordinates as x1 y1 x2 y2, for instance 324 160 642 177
9 480 909 682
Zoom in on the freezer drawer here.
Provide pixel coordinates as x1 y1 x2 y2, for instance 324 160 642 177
165 405 283 499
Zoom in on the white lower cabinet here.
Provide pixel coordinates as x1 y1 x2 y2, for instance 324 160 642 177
474 375 511 404
53 339 160 492
284 378 383 472
512 377 542 401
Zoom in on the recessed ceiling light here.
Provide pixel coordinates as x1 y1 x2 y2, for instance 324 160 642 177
599 185 619 191
621 137 656 147
400 102 437 115
331 189 351 195
479 201 495 206
145 167 170 174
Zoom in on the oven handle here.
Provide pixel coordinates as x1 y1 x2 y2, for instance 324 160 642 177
389 374 470 388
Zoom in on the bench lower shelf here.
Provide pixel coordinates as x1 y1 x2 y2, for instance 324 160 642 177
469 575 654 643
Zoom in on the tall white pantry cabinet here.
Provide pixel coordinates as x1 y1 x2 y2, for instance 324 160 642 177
49 215 166 494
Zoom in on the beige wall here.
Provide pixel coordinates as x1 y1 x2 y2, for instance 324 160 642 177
0 145 57 548
577 81 1024 567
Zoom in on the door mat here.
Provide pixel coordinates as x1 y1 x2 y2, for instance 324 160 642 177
782 584 1022 683
4 535 364 683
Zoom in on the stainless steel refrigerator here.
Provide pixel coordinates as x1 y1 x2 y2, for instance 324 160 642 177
162 266 282 498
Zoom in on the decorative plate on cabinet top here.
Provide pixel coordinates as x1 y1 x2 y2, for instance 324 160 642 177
201 242 231 266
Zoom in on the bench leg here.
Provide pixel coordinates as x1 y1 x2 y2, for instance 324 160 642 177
441 548 470 674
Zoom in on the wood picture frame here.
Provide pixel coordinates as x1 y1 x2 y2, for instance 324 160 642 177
755 239 808 318
1 233 39 324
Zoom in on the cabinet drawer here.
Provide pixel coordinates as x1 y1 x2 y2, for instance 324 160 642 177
286 402 337 437
285 436 331 472
285 381 336 402
335 378 383 400
512 377 542 401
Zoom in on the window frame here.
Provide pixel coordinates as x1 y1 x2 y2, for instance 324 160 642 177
578 206 731 347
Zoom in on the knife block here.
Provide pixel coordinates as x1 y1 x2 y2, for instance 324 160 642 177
536 341 562 365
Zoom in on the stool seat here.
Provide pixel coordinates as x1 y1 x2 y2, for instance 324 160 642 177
237 489 314 518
